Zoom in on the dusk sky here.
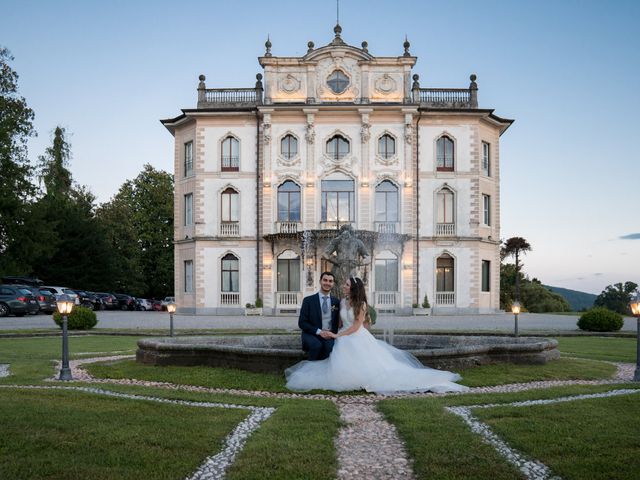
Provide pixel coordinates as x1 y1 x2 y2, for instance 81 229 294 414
2 0 638 295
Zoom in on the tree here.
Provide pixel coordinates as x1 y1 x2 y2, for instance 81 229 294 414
595 282 639 315
0 47 41 275
501 237 532 302
38 126 72 197
499 264 570 312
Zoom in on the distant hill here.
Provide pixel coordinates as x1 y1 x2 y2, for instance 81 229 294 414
544 285 597 311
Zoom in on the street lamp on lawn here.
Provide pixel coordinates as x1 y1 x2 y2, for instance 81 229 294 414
511 301 521 338
57 294 74 381
629 294 640 382
167 301 177 337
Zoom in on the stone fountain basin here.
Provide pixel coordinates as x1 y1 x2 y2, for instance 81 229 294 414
136 335 559 374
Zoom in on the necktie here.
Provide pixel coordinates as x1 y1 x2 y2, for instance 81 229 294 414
322 296 329 314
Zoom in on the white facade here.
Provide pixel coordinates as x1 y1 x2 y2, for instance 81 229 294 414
162 26 512 316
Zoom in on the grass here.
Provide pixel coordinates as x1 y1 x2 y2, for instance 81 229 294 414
555 336 637 362
0 387 246 480
475 391 640 479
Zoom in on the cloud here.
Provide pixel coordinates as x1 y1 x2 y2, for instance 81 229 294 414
620 233 640 240
593 273 603 276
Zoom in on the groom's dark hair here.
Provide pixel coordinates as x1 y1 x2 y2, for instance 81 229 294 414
320 271 335 281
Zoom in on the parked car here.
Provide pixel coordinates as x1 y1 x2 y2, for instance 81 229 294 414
114 294 136 311
40 286 80 305
161 296 176 311
135 298 152 311
151 299 163 311
1 276 44 287
72 290 101 310
0 284 40 317
13 285 57 314
95 292 118 310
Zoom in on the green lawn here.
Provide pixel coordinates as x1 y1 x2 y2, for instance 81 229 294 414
555 336 637 362
0 387 246 480
475 391 640 480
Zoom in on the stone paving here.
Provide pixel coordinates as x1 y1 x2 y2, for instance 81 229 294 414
0 364 9 378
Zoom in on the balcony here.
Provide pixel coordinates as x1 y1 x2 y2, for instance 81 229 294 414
219 222 240 237
197 74 263 109
277 291 302 307
277 221 300 234
375 291 398 307
221 155 239 171
435 292 455 305
436 223 456 237
375 222 399 234
220 292 240 305
319 220 355 230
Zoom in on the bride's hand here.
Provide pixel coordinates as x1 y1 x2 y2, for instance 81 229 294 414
328 332 338 339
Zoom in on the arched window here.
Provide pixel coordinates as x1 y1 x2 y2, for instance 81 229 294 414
375 180 398 232
277 250 300 292
436 187 455 236
280 134 298 159
321 174 354 223
436 254 455 292
436 135 454 171
221 187 239 222
378 134 396 159
326 134 350 160
221 136 239 171
277 181 301 222
221 253 239 293
327 70 349 94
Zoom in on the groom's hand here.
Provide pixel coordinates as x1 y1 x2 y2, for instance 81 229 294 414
319 330 333 339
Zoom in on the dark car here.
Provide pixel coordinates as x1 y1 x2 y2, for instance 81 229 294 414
151 299 163 311
0 285 40 317
72 290 101 310
13 285 57 314
95 292 118 310
114 294 136 311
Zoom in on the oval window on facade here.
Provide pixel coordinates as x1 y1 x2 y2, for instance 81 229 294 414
327 70 349 94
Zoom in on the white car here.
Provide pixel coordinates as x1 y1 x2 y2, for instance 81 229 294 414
161 296 175 310
40 286 80 305
136 298 152 311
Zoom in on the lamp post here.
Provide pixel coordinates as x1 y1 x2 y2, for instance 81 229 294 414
167 301 177 337
57 294 74 381
629 294 640 382
511 301 521 338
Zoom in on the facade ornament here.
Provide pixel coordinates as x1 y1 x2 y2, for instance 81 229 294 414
307 41 314 54
263 122 271 144
404 123 413 144
361 123 371 143
305 123 315 144
361 41 368 53
375 74 397 94
264 36 272 57
403 36 411 57
279 74 301 94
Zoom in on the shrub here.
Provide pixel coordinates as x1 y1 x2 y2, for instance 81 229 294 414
53 306 97 330
255 298 263 308
577 307 623 332
412 303 419 308
422 294 430 309
367 305 377 326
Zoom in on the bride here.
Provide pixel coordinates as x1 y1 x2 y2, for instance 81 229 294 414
285 277 468 394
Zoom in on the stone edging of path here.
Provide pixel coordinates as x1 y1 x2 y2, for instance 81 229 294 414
0 384 274 480
0 364 9 378
446 388 640 480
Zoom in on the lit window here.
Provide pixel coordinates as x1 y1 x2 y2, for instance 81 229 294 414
277 181 301 222
221 136 239 171
436 136 455 171
327 70 349 94
281 134 298 159
436 255 455 292
221 253 239 292
326 135 350 160
321 179 355 222
378 134 396 159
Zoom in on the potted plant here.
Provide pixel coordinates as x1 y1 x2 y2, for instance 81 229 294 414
413 294 431 316
245 298 263 316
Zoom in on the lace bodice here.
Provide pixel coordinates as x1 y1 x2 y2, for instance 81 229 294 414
339 299 355 332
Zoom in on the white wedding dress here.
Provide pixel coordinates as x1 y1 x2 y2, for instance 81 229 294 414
286 301 468 394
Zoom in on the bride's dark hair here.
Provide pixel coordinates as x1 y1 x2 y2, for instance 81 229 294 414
348 277 370 323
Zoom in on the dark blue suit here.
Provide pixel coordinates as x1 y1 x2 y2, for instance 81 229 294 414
298 293 340 360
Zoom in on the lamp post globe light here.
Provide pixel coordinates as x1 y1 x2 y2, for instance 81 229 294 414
511 301 521 338
629 293 640 382
167 301 177 337
57 294 74 381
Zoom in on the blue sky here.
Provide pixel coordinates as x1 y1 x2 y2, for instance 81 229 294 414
2 0 639 295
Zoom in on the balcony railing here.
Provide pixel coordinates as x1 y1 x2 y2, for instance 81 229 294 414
436 223 456 236
219 222 240 237
277 221 300 234
375 222 398 234
375 291 398 306
277 291 302 306
419 88 471 107
199 88 260 108
220 292 240 305
435 292 455 305
221 155 239 171
319 220 355 230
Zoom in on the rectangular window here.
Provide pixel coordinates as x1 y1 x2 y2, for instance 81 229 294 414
184 260 193 293
483 194 491 226
184 141 193 177
482 142 490 176
482 260 490 292
184 193 193 226
374 259 399 291
321 180 355 222
277 258 300 291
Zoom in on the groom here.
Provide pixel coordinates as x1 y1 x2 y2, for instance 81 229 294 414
298 271 340 360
